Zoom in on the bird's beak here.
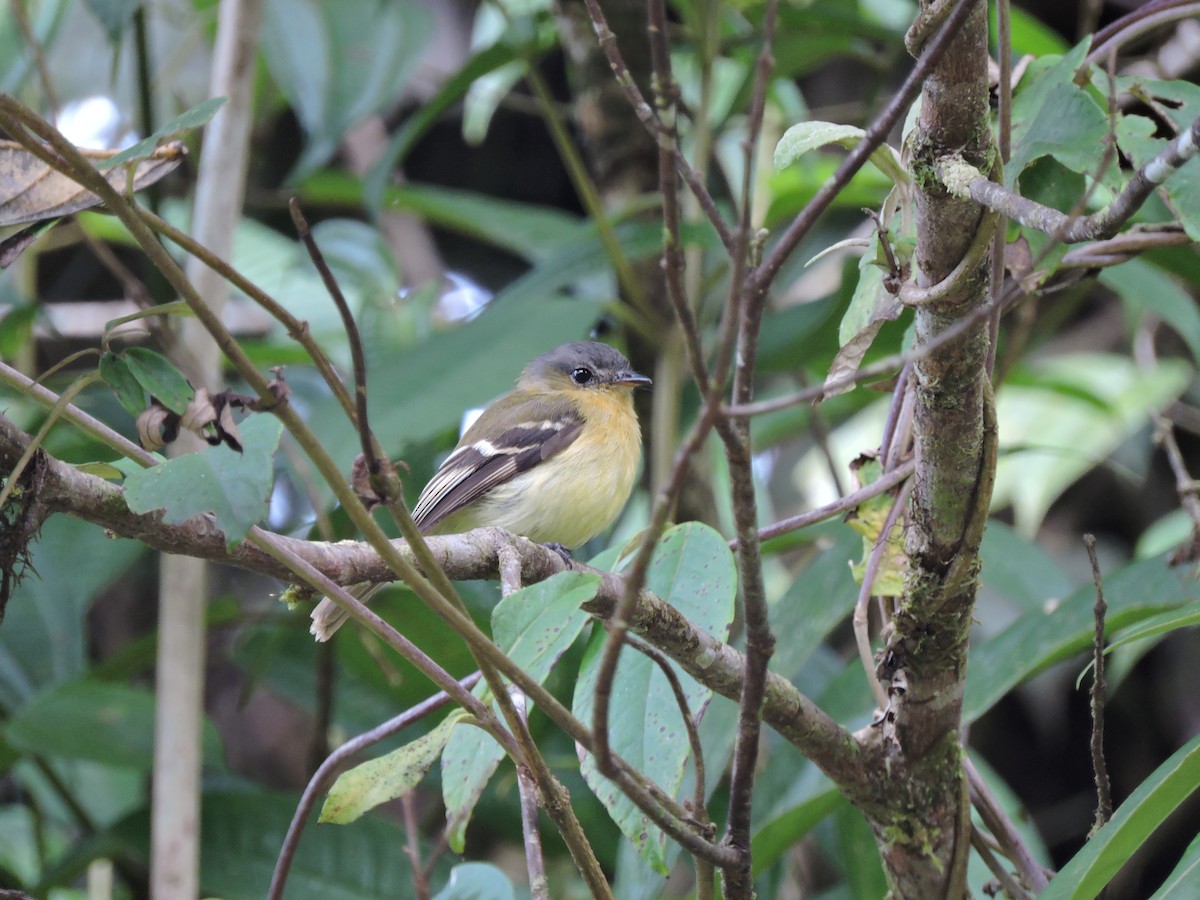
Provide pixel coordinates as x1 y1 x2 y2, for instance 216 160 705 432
612 370 652 388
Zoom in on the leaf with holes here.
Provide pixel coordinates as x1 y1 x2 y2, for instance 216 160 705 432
321 711 468 825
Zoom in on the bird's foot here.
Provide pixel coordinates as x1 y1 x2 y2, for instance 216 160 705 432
543 542 574 565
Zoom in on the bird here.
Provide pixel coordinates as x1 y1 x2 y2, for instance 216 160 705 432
310 340 651 641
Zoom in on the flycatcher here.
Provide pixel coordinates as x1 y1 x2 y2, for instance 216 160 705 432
310 340 651 640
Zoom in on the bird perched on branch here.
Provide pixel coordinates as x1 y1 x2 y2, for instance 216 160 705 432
310 340 651 641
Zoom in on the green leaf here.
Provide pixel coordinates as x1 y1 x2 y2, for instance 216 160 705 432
1103 260 1200 365
385 183 581 265
121 346 192 414
0 517 145 707
0 305 36 359
262 0 434 178
196 788 421 899
964 555 1196 722
1110 79 1200 240
321 711 467 824
773 121 907 184
768 527 860 680
1150 831 1200 899
98 351 146 417
573 522 737 874
1007 5 1069 56
98 97 227 171
123 414 283 548
1008 39 1111 186
992 354 1189 535
3 677 224 771
834 804 887 898
1104 603 1200 654
441 571 598 852
432 862 515 900
979 519 1073 612
1040 732 1200 900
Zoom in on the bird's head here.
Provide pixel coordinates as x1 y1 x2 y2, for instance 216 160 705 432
520 341 652 396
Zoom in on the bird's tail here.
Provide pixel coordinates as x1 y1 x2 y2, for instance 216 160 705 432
310 582 383 642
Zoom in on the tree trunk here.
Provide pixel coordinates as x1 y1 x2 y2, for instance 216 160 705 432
859 1 997 895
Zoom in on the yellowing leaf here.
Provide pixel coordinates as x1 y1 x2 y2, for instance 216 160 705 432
321 711 468 825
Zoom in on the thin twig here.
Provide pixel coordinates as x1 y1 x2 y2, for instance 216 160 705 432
751 459 916 546
577 0 736 254
510 688 549 900
628 634 714 897
964 757 1050 893
288 198 396 500
1090 0 1200 63
268 675 481 900
137 207 357 423
401 793 430 900
970 825 1032 900
1083 534 1113 837
720 3 781 892
647 0 710 397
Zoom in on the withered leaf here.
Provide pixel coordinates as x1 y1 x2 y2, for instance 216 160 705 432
0 140 186 227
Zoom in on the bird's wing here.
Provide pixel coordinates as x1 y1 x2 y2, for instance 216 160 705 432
412 394 584 533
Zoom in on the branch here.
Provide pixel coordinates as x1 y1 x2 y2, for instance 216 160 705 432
0 407 870 797
936 112 1200 243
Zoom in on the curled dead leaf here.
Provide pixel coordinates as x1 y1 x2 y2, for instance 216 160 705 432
0 140 186 227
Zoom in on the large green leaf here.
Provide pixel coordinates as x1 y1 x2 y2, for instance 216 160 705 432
441 571 598 852
123 414 283 548
964 555 1195 722
197 788 423 900
573 522 737 874
261 0 434 177
1150 831 1200 899
978 519 1073 618
992 354 1189 535
1103 259 1200 365
301 175 582 265
1040 733 1200 900
767 526 860 680
0 517 144 707
3 677 224 771
1008 39 1112 186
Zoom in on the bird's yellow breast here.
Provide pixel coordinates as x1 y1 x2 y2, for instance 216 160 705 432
446 387 641 547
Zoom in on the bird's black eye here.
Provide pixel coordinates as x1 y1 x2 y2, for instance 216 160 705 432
571 367 593 385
